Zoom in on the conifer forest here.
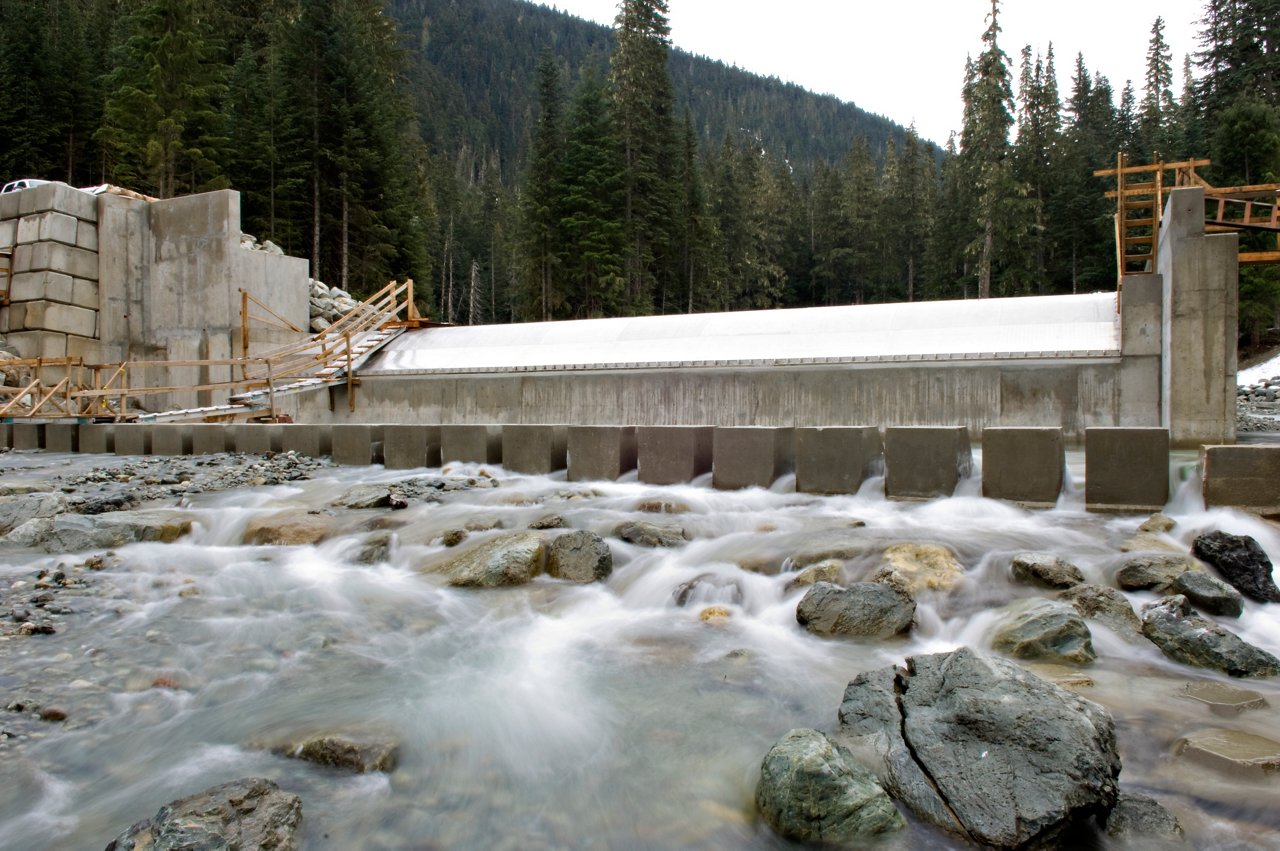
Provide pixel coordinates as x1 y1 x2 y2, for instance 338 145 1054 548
2 0 1277 344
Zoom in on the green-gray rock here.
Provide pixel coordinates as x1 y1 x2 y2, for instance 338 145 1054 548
1115 554 1200 591
105 777 302 850
1058 583 1143 641
546 530 612 582
1140 596 1280 678
796 581 915 639
1104 792 1188 848
1172 570 1244 618
613 520 686 548
992 599 1096 665
435 532 547 588
1010 552 1085 590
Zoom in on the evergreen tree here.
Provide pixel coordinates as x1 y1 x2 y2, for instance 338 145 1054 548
521 54 567 320
1014 44 1062 292
1139 16 1177 158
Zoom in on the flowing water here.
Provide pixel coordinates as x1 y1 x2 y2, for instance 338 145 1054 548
1 449 1279 850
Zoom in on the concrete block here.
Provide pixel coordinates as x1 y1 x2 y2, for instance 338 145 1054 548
151 424 193 455
15 214 40 244
79 424 113 453
440 424 503 464
567 426 638 482
8 270 72 303
981 427 1065 507
71 278 98 309
44 423 79 453
795 427 883 495
114 424 151 456
20 300 98 337
0 192 17 220
2 303 21 332
1201 445 1280 516
1085 427 1170 512
19 182 97 222
12 423 44 450
4 330 67 359
637 426 714 485
65 334 104 363
0 219 15 249
503 425 568 474
76 220 98 252
190 424 230 455
0 423 9 449
332 424 385 466
712 427 794 490
234 424 284 455
19 241 98 280
885 426 973 499
384 425 442 470
279 424 331 458
17 211 78 246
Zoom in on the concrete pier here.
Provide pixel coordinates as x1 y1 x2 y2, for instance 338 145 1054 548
885 427 972 499
981 427 1065 507
383 425 442 470
279 424 331 458
794 426 882 495
44 423 78 453
114 424 150 456
440 424 502 465
503 425 568 475
567 426 637 482
0 424 9 449
1201 445 1280 516
712 427 794 490
233 424 283 455
1085 427 1170 512
332 424 384 466
152 424 193 456
79 423 113 453
191 424 229 455
638 426 714 485
12 423 44 450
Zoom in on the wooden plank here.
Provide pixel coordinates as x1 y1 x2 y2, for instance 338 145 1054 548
1094 157 1211 178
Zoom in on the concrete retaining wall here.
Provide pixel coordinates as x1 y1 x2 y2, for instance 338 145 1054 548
1201 445 1280 516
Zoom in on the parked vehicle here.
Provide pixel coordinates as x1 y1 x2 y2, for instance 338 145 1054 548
1 178 50 193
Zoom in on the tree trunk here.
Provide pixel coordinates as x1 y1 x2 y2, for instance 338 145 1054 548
979 219 993 299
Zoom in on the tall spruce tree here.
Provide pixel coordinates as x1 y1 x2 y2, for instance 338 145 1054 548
521 54 567 321
1139 16 1177 158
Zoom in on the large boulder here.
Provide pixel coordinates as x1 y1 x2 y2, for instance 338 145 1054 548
1171 570 1244 618
0 492 69 536
1010 552 1085 590
1140 596 1280 678
1191 531 1280 603
1104 792 1187 848
795 581 914 639
243 511 332 546
991 599 1096 665
755 728 905 846
870 542 964 593
1115 554 1201 591
431 532 546 588
105 777 302 850
1058 584 1144 641
8 512 192 553
837 647 1120 848
546 530 612 582
612 520 686 548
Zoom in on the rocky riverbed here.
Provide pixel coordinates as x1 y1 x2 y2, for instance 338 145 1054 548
2 447 1279 849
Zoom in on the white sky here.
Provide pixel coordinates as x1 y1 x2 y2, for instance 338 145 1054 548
537 0 1204 145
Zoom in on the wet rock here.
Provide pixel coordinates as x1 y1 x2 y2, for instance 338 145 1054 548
613 520 686 548
527 514 565 530
9 512 193 553
784 559 842 593
1140 596 1280 678
1058 583 1143 640
1191 531 1280 603
77 493 138 515
1010 552 1085 590
1175 727 1280 778
1138 514 1177 534
37 707 67 722
105 777 302 851
837 647 1120 848
463 516 504 532
795 581 914 639
275 734 399 773
440 529 468 547
788 530 874 568
1182 681 1268 715
243 511 331 546
333 484 398 510
992 599 1096 665
546 530 612 583
1171 570 1244 617
672 573 743 607
355 530 394 565
1104 792 1187 847
1119 532 1184 554
433 532 546 588
1115 554 1201 591
635 499 689 514
0 492 69 536
755 728 905 845
870 543 964 593
699 606 731 623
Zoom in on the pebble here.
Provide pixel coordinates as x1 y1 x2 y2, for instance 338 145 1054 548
38 707 68 722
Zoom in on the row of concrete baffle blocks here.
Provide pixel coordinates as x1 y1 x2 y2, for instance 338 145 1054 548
8 420 1274 514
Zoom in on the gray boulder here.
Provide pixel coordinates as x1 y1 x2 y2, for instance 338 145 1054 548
795 581 914 639
1104 792 1187 848
755 728 905 845
1171 570 1244 618
992 599 1096 665
613 520 686 548
273 734 398 774
9 512 192 553
1058 584 1144 641
105 777 302 850
1192 531 1280 603
837 647 1120 848
1140 596 1280 678
432 532 546 588
1115 554 1201 591
1010 552 1085 589
0 492 68 536
546 530 612 582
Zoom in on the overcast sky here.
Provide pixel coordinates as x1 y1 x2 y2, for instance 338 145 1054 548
536 0 1205 145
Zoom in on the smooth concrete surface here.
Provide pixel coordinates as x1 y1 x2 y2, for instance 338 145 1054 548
279 424 331 458
79 424 113 453
332 424 385 466
114 424 151 456
884 427 973 499
712 427 794 490
190 424 229 455
383 425 442 470
12 423 44 450
1201 445 1280 516
440 424 502 465
0 423 10 449
981 427 1065 507
151 424 193 456
1085 427 1170 511
638 426 713 485
567 426 638 482
502 425 568 475
794 426 883 495
233 424 283 455
44 423 78 453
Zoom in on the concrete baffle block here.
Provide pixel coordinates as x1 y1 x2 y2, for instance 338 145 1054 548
503 425 568 475
884 426 973 499
331 424 385 466
233 424 283 455
1085 427 1170 512
1201 445 1280 516
12 423 44 450
114 424 151 456
0 423 10 449
79 424 113 454
795 426 883 495
567 426 638 482
981 427 1065 507
440 424 503 465
190 424 230 455
712 427 794 490
44 423 79 453
279 424 332 458
637 426 714 485
151 424 193 456
383 425 442 470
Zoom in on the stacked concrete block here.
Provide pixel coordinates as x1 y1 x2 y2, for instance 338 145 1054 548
332 424 385 466
11 423 44 450
981 427 1065 507
885 427 973 499
152 424 193 456
712 427 794 490
567 426 638 482
279 424 332 458
383 425 442 470
637 426 714 485
795 427 883 495
1200 445 1280 516
44 423 79 453
114 424 151 456
503 425 568 474
79 424 113 453
1085 427 1170 512
233 424 284 455
441 424 503 465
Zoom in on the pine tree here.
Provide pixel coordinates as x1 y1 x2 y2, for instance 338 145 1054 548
521 54 567 321
1139 16 1177 158
1014 44 1062 292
